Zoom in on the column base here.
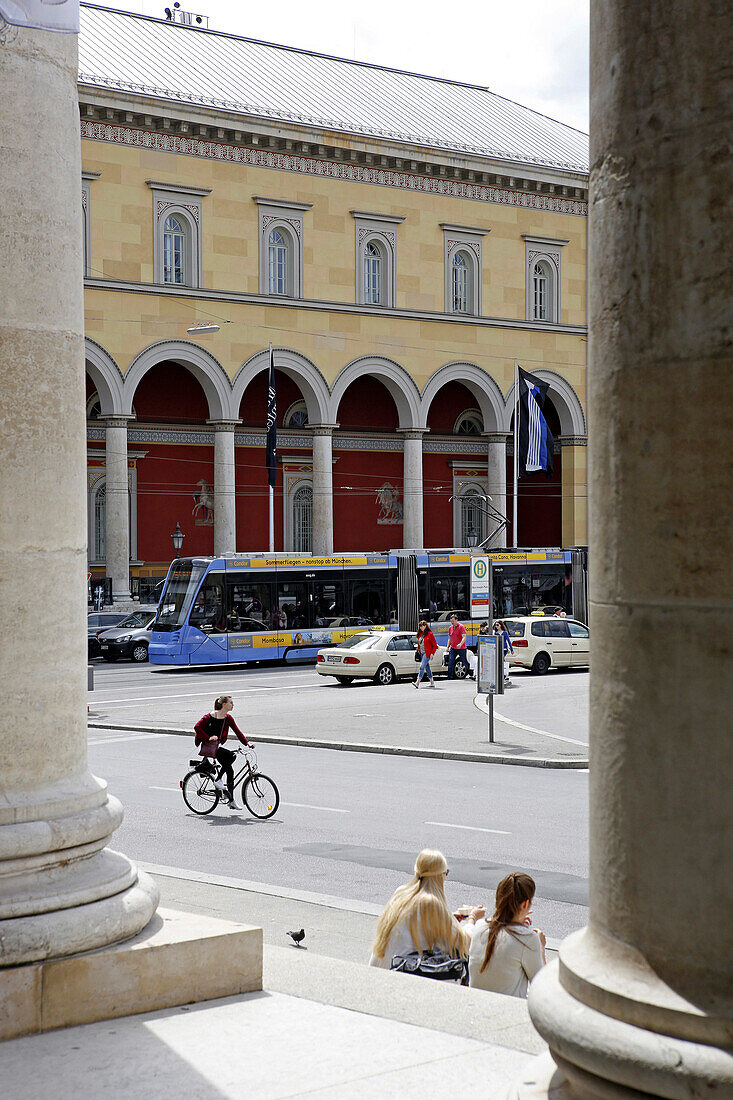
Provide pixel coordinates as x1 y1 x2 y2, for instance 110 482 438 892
520 956 733 1099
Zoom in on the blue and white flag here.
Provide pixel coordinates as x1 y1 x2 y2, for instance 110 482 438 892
265 346 277 489
518 366 553 478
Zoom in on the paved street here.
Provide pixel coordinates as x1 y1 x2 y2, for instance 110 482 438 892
89 725 589 957
88 659 589 761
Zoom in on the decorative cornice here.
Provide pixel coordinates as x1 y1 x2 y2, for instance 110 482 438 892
558 435 588 446
253 196 313 210
522 234 570 247
350 210 406 224
81 121 588 217
83 276 588 336
439 223 490 235
146 179 212 196
82 170 101 181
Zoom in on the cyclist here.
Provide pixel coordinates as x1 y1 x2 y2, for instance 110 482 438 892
194 695 250 808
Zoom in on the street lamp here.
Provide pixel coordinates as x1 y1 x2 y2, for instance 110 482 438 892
466 527 479 548
186 322 220 335
171 522 185 556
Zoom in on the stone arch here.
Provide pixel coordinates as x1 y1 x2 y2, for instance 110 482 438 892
330 356 421 429
420 362 505 432
232 348 330 425
122 340 233 420
85 338 125 416
504 368 586 435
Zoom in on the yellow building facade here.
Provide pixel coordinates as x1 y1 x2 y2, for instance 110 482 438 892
79 4 588 601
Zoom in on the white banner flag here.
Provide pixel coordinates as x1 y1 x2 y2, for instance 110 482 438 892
0 0 79 32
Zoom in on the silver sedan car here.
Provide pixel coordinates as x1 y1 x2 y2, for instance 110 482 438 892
316 630 446 686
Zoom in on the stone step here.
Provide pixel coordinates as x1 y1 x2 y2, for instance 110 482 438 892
0 907 261 1041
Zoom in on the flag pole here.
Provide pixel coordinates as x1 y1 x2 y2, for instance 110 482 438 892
513 360 519 548
268 342 274 552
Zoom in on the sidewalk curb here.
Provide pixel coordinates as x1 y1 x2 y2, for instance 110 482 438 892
87 720 589 769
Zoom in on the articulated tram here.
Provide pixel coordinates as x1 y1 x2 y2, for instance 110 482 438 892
149 548 587 667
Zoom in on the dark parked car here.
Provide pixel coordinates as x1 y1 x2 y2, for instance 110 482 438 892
98 611 157 663
88 612 128 658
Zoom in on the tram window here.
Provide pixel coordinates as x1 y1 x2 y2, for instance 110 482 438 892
313 580 345 625
276 581 309 629
227 581 272 631
430 574 468 619
350 579 387 624
190 574 225 633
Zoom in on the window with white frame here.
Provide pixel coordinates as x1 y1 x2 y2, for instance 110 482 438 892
147 180 209 289
460 487 487 546
94 482 106 560
81 171 99 278
254 197 311 298
89 474 138 562
284 400 308 428
441 224 487 315
292 485 313 552
454 409 483 435
163 214 187 284
268 228 291 295
352 211 403 307
523 235 567 323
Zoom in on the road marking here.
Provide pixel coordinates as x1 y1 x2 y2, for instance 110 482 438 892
425 820 511 835
91 683 322 707
472 696 587 747
150 786 179 792
283 802 350 814
88 733 166 745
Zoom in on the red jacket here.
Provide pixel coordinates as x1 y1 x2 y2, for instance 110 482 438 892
417 628 438 658
194 713 249 757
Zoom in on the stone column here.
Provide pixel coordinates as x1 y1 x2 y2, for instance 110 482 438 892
311 426 336 555
102 416 133 603
559 437 587 549
0 24 157 966
516 3 733 1097
400 430 424 549
209 421 239 556
484 432 508 548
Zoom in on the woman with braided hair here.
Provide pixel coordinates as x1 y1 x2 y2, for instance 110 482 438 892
369 849 469 973
467 871 546 996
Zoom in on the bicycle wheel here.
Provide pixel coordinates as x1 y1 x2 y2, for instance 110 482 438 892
242 772 280 819
182 770 220 815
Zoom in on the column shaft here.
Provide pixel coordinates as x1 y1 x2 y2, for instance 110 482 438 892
520 3 733 1097
312 428 334 555
0 26 157 967
401 432 424 549
485 434 507 548
104 419 131 602
211 424 237 556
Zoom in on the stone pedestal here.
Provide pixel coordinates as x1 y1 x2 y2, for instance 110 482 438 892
0 25 157 969
312 426 335 555
401 430 424 549
209 420 239 556
102 416 133 602
515 3 733 1097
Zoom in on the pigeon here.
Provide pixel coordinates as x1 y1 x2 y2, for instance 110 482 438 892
287 928 306 947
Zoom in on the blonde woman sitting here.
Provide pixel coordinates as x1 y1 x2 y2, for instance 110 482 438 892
369 849 469 977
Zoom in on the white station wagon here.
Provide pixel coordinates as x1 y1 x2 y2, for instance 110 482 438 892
316 630 447 686
504 616 590 674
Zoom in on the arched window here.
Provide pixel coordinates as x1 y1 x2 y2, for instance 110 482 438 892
268 229 290 295
163 214 187 284
364 241 383 305
87 391 101 421
94 482 106 560
284 400 308 428
293 485 313 552
454 409 482 435
533 261 551 321
460 487 486 547
452 250 472 313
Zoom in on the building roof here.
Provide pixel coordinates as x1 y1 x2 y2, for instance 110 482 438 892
78 5 589 175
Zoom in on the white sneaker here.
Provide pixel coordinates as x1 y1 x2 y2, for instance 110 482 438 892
429 680 436 689
213 777 228 792
414 679 420 689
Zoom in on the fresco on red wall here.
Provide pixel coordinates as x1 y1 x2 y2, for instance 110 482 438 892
136 443 214 562
334 447 404 550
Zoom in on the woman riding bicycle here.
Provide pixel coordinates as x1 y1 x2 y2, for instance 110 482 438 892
194 695 250 809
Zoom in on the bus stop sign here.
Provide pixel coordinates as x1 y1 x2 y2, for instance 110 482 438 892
470 555 490 618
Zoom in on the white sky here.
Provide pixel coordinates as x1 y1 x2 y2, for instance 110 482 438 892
96 0 590 133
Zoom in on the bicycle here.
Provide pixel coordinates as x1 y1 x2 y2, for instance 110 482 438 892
181 746 280 818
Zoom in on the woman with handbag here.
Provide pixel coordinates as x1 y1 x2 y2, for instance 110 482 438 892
369 849 469 979
193 695 250 809
414 620 438 688
467 871 546 997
